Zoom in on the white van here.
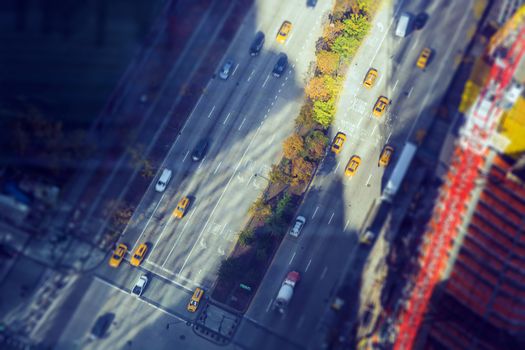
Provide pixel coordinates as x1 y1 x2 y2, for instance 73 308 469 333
155 168 172 192
395 12 412 38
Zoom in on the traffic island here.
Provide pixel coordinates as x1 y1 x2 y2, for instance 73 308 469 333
192 303 241 345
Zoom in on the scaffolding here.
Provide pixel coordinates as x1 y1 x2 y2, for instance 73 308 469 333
393 10 525 350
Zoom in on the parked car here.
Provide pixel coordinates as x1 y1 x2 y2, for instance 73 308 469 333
219 59 234 80
360 230 375 245
289 216 306 237
131 274 149 297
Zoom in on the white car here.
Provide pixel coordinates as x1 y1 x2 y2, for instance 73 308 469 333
289 216 306 237
155 168 172 192
131 275 148 297
219 59 234 80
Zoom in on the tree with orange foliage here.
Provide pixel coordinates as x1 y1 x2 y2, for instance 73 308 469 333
283 134 305 160
291 158 314 186
317 51 340 75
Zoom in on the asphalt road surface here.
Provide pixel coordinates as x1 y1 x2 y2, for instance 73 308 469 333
56 0 483 349
235 0 480 349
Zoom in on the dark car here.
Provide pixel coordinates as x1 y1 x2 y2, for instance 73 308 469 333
192 139 209 161
414 12 428 30
90 313 115 339
307 0 318 7
272 54 288 77
250 31 265 56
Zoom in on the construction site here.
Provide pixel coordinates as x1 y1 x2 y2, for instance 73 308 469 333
354 3 525 350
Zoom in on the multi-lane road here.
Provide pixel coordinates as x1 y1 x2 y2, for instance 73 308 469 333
54 0 484 349
235 0 480 349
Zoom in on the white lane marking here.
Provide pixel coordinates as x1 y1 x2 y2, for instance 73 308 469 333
197 157 206 169
187 94 204 122
408 0 473 138
214 161 222 175
334 161 341 174
386 131 392 143
378 75 383 86
289 252 296 265
371 124 377 136
207 105 215 119
133 194 164 251
305 258 312 272
356 117 364 128
344 219 350 231
238 118 246 131
178 124 264 275
232 63 239 77
328 212 335 225
161 205 198 267
312 206 319 219
262 75 270 87
274 95 278 100
393 79 399 91
266 298 273 313
366 174 372 186
320 266 328 280
407 86 414 98
223 112 231 125
182 150 189 162
264 114 268 120
247 69 255 82
266 134 276 146
370 0 406 63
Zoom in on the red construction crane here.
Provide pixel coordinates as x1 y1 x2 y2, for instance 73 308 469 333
392 11 525 350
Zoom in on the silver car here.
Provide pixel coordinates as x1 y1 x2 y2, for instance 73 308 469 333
131 274 148 297
219 59 234 80
289 216 306 237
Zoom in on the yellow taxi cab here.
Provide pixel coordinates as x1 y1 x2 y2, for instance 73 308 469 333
108 243 128 268
373 96 389 117
276 21 292 44
363 68 378 89
345 155 361 177
187 287 204 313
331 132 347 154
417 48 432 69
130 243 148 267
378 145 394 167
173 196 190 219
